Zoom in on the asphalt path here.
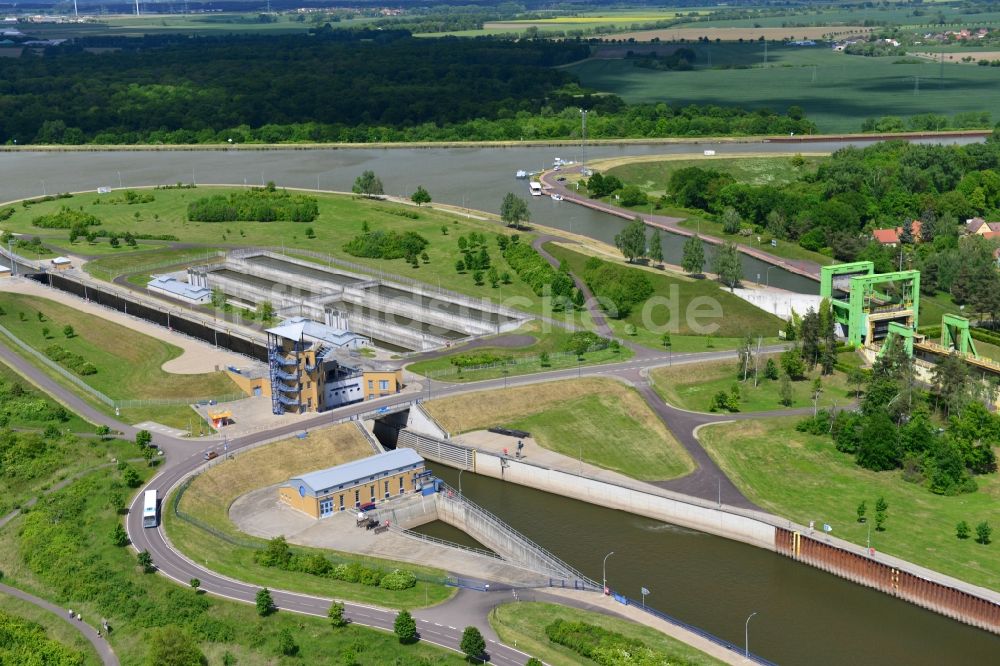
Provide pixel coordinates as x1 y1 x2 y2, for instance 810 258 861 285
0 583 119 666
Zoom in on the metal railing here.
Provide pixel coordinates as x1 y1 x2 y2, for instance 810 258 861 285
85 249 224 282
618 593 779 666
437 480 597 587
390 524 503 562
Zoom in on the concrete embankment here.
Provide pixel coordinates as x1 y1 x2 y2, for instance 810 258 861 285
397 426 1000 635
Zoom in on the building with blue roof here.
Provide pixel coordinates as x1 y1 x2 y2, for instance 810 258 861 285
147 275 212 304
279 448 426 518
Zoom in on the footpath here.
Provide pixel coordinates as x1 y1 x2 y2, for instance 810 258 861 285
0 582 119 666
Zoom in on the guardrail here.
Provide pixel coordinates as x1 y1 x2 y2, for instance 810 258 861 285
617 594 779 666
437 480 597 588
390 524 503 562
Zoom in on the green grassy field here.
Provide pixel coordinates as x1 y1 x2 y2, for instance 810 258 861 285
652 352 859 413
2 187 555 316
0 596 101 666
424 377 694 480
698 417 1000 592
674 215 836 266
0 464 466 665
605 155 824 196
567 45 999 133
546 243 785 349
507 392 693 480
490 602 724 666
0 293 240 428
83 246 223 281
407 321 633 381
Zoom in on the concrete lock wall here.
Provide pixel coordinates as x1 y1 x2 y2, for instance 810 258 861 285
473 450 776 550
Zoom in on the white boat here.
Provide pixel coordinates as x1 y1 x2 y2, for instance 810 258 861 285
529 181 543 196
515 170 528 179
553 157 564 166
550 193 563 201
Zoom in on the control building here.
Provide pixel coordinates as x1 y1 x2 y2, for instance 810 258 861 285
279 449 426 518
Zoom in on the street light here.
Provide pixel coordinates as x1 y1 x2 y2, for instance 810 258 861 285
765 265 776 288
745 611 758 658
602 551 615 594
458 468 464 497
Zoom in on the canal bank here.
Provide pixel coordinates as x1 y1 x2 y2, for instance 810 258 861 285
396 425 1000 664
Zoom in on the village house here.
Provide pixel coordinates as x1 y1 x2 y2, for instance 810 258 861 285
873 220 922 247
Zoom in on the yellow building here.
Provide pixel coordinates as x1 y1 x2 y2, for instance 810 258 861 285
279 449 426 518
363 369 403 400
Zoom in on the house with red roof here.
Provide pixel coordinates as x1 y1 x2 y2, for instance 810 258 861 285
873 220 922 247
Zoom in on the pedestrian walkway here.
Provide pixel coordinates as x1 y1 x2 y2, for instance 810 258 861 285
0 583 119 666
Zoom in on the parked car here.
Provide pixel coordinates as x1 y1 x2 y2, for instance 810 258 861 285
203 450 218 461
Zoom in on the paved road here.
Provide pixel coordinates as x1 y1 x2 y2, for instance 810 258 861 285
0 583 119 666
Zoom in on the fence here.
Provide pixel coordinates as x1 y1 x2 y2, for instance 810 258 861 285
390 524 503 562
425 346 617 379
436 480 597 587
85 250 224 282
617 594 779 666
0 321 246 411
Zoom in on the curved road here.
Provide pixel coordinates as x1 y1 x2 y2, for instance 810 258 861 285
0 582 119 666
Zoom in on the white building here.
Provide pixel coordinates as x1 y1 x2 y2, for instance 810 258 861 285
147 275 212 304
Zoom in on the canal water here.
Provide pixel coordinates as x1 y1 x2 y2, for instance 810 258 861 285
421 466 1000 666
0 137 980 295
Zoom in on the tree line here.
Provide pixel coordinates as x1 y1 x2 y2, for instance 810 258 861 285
1 31 812 145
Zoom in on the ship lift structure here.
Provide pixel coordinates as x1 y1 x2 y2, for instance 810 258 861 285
821 261 1000 380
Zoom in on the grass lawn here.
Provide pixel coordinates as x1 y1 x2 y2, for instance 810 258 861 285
489 602 724 666
0 465 465 665
0 293 240 429
424 377 694 480
2 187 554 316
0 595 101 666
546 242 785 349
566 45 1000 133
651 352 859 413
83 246 223 281
605 155 825 197
698 417 1000 592
407 320 633 381
169 423 455 608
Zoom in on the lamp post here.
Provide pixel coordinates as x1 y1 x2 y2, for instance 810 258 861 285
579 109 588 174
117 171 123 189
602 551 614 594
765 265 776 288
458 468 464 497
745 611 758 658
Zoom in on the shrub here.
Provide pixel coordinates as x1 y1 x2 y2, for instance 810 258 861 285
394 610 417 644
32 206 101 229
187 187 318 222
255 588 275 616
380 569 417 590
358 567 384 587
504 241 575 306
956 521 970 539
976 521 992 545
582 257 653 319
342 230 428 260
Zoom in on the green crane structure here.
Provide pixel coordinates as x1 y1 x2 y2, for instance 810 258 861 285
819 261 920 348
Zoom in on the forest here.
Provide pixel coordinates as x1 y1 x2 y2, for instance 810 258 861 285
0 30 811 145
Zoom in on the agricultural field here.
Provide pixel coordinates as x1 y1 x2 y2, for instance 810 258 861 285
671 6 1000 30
0 293 240 429
423 377 694 481
567 44 1000 133
168 423 456 608
698 417 1000 591
16 13 374 39
545 243 784 351
610 26 869 42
